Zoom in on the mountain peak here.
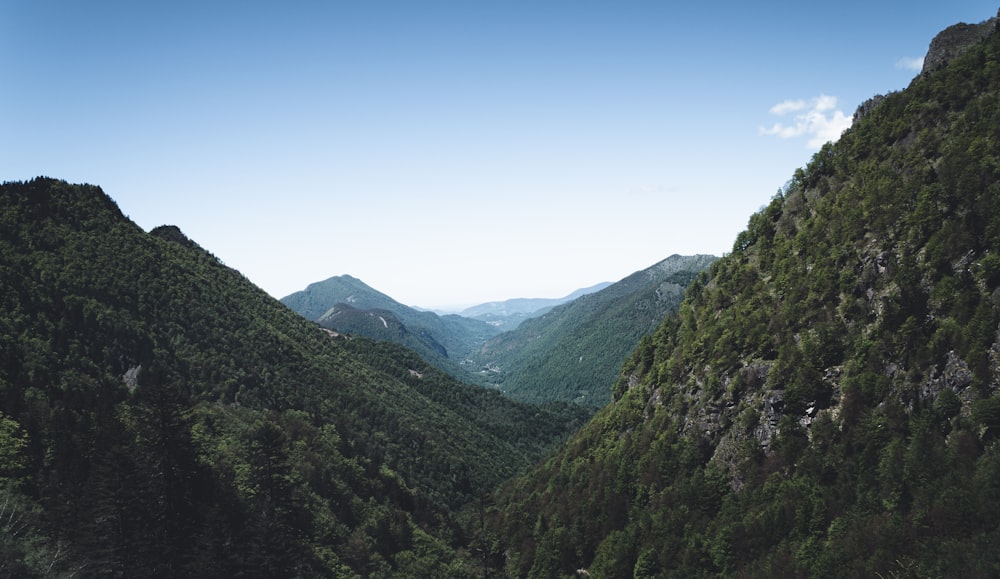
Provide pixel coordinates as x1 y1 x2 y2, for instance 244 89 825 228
922 11 998 74
149 224 201 251
646 253 717 278
1 177 586 576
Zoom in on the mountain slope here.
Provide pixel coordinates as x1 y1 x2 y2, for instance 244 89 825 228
0 178 583 577
474 254 716 407
280 273 405 321
281 275 500 381
458 282 613 331
489 12 1000 578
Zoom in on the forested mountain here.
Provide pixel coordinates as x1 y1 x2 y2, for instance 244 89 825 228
281 273 404 321
10 8 1000 579
458 283 613 332
473 255 716 408
281 275 501 383
0 178 585 577
487 12 1000 578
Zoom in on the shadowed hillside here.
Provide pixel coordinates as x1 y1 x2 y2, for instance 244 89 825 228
0 178 583 577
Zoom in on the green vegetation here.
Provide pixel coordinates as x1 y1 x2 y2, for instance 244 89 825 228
6 13 1000 579
488 20 1000 578
473 255 715 408
282 257 712 412
0 178 583 576
459 283 613 332
282 274 502 384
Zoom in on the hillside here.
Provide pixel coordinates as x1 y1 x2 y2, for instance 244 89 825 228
281 273 401 321
488 11 1000 578
473 254 716 407
0 178 584 577
457 282 613 331
281 275 501 383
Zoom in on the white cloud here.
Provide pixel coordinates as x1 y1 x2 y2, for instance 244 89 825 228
759 94 853 149
769 99 807 115
813 94 838 112
895 56 924 71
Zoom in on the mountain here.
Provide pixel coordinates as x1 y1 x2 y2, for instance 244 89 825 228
281 275 501 382
317 302 449 357
458 283 613 331
922 15 997 74
488 11 1000 577
280 273 401 321
0 178 585 577
472 255 716 407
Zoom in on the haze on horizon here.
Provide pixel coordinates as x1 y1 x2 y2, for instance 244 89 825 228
3 2 996 308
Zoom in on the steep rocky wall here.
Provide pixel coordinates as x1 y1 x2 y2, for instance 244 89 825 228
922 12 998 74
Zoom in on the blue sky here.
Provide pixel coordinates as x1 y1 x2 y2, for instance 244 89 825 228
3 2 997 308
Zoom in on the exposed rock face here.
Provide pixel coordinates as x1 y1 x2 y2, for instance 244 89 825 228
922 14 998 74
855 11 999 123
853 94 887 123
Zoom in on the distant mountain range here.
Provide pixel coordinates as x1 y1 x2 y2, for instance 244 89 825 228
4 9 999 577
456 283 613 330
281 274 501 382
471 254 717 407
282 257 715 409
280 276 619 385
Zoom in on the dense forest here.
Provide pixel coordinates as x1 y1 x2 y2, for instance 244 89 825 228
473 254 715 408
458 284 613 332
282 274 502 385
0 179 585 577
284 258 714 411
5 9 1000 579
487 15 1000 578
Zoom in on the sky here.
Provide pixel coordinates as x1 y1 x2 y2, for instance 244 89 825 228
3 2 998 309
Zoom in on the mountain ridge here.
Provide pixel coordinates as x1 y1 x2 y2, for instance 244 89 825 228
283 256 714 409
487 14 1000 576
455 282 613 329
473 254 716 407
5 8 998 578
922 10 998 74
281 274 503 383
0 177 584 576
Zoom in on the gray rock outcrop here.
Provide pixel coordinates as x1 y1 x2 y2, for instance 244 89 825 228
921 13 998 75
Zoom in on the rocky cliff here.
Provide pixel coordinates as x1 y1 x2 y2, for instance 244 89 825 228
922 10 998 74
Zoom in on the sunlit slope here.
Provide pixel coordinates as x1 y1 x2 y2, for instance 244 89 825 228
474 254 716 408
488 17 1000 578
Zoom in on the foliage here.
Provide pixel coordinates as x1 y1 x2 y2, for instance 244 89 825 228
281 253 713 414
474 255 716 408
281 275 502 384
489 22 1000 577
0 178 581 576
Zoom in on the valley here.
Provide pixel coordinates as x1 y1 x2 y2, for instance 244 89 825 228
281 256 715 409
3 7 1000 578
